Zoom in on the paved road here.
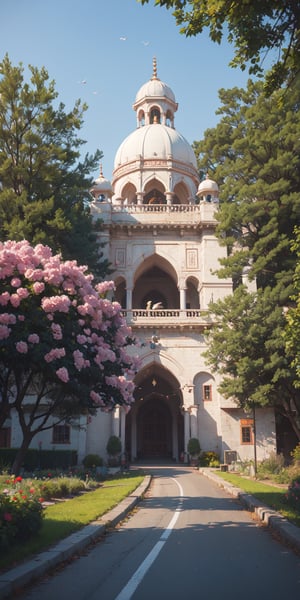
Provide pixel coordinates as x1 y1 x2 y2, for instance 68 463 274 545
18 466 300 600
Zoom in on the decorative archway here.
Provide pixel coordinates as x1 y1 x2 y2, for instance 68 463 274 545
125 364 184 462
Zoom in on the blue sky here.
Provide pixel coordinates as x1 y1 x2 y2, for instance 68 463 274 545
0 0 251 180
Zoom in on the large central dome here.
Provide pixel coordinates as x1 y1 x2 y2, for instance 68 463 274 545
114 123 197 169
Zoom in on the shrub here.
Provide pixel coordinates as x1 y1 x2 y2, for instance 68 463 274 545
257 452 285 477
83 454 103 468
291 444 300 465
187 438 201 457
285 475 300 511
0 477 44 550
199 451 220 467
106 436 122 457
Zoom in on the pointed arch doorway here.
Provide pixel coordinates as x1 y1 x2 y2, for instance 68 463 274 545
125 366 184 462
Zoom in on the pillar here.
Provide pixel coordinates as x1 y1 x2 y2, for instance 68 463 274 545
189 405 198 439
112 406 120 437
184 409 190 462
126 287 132 311
120 407 126 455
179 287 186 311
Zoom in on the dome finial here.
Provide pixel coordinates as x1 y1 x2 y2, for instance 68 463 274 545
99 163 103 177
152 57 157 80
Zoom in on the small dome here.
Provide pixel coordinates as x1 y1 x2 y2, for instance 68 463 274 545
135 78 176 104
197 174 219 195
90 166 112 199
114 124 197 169
134 57 176 106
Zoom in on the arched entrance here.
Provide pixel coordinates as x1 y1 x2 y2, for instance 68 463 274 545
125 365 184 461
138 395 171 458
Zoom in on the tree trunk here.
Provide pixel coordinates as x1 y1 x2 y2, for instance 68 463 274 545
11 435 33 475
281 398 300 442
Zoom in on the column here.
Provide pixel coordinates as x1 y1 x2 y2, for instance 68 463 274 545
184 409 190 462
112 406 120 437
179 287 186 312
77 416 88 465
189 405 198 439
126 287 132 310
165 192 174 206
120 407 126 455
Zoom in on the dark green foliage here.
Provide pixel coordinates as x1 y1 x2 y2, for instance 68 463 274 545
199 451 220 467
187 437 201 456
106 436 122 456
0 54 109 278
82 454 103 468
0 448 77 471
139 1 300 92
195 80 300 440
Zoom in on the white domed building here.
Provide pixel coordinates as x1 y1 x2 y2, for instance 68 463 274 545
4 60 275 466
86 59 276 465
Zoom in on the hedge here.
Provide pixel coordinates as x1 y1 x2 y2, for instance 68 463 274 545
0 448 77 471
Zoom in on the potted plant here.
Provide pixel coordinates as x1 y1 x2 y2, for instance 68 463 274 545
106 435 122 466
187 438 201 467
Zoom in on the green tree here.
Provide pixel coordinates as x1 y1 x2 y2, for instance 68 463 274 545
139 0 300 91
194 80 300 301
0 54 108 277
196 80 300 439
285 227 300 388
204 287 300 440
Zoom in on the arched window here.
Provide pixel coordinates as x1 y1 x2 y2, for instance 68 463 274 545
150 107 161 124
166 110 173 127
138 110 145 126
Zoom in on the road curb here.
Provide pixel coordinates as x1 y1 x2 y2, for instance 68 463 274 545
0 475 152 600
199 467 300 554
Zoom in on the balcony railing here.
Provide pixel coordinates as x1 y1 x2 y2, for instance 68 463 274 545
91 202 218 227
121 308 213 328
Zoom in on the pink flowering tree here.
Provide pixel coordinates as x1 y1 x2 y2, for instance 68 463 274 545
0 240 139 474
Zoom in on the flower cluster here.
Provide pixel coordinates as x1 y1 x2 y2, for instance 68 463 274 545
0 240 139 413
0 476 44 550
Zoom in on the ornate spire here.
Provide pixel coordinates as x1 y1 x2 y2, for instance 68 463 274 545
152 56 158 80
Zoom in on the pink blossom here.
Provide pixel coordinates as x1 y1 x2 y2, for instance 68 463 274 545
0 325 10 339
25 268 44 281
10 294 21 308
0 292 10 306
11 277 21 287
56 367 69 383
41 295 71 313
96 281 115 295
32 281 45 294
28 334 39 344
16 341 28 354
44 347 66 362
51 323 62 340
73 349 85 371
76 334 87 345
90 390 105 406
0 313 16 325
16 287 29 299
18 315 25 321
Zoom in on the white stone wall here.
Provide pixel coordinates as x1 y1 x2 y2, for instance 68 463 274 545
220 407 276 463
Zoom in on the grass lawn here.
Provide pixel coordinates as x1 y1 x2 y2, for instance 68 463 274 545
0 472 144 573
216 471 300 528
